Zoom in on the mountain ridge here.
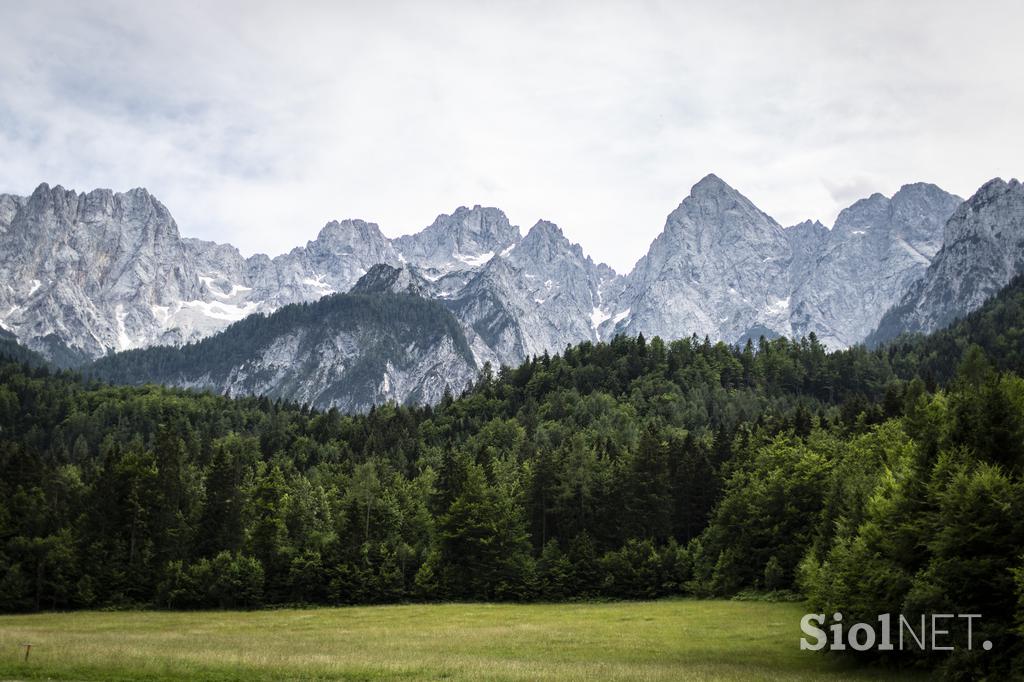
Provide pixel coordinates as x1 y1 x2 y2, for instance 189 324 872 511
87 290 478 412
2 173 1011 408
868 177 1024 345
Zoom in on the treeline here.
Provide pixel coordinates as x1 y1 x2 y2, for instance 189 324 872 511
1 277 1023 677
694 357 1024 677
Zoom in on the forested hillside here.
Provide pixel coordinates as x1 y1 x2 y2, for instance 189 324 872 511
86 292 478 412
0 330 48 368
2 277 1023 677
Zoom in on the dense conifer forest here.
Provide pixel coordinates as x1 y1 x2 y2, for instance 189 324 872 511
1 277 1023 676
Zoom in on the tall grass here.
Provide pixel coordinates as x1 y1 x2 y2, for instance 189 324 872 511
0 599 919 681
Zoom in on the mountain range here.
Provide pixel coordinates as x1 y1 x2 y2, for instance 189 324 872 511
2 173 1022 410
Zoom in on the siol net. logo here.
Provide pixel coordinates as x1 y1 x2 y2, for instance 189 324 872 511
800 613 992 652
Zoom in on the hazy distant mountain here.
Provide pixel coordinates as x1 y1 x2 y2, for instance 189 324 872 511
869 178 1024 345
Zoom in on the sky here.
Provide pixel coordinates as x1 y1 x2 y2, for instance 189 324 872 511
1 1 1022 274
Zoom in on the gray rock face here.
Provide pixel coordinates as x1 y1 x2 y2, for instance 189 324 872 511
351 263 432 296
90 291 479 413
195 312 477 414
870 178 1024 344
359 221 619 369
785 219 829 288
0 185 415 360
259 219 402 307
2 173 1008 410
394 205 520 275
605 174 794 344
452 220 617 365
0 184 204 358
788 183 961 348
598 176 961 349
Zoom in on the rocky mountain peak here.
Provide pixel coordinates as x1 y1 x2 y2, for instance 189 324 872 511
690 172 730 195
832 193 889 233
514 220 588 265
394 205 520 272
313 219 386 248
973 177 1017 200
785 220 829 273
869 177 1024 345
786 219 828 238
787 181 960 348
20 183 177 240
608 175 793 345
943 176 1023 245
351 264 427 296
666 174 785 245
442 205 517 243
894 181 955 199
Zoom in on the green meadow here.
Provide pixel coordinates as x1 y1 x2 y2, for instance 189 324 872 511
0 599 920 681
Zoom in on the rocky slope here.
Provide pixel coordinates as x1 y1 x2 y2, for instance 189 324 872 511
604 174 794 344
448 220 618 366
88 291 478 412
788 183 961 348
393 205 520 275
597 176 959 347
354 219 618 370
0 184 205 361
869 178 1024 344
0 185 507 364
1 173 1006 409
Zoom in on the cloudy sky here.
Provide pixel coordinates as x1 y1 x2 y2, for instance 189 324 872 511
1 1 1021 273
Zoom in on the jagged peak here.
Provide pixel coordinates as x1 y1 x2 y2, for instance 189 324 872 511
680 173 774 218
967 177 1022 204
889 183 962 211
520 220 585 257
978 177 1009 192
351 263 403 293
523 219 564 240
691 173 730 193
446 204 507 219
414 205 519 244
28 182 155 201
786 219 828 231
315 218 386 241
895 181 950 196
503 219 598 273
832 192 891 228
852 192 889 207
662 174 783 238
22 184 171 227
121 186 155 200
21 183 172 230
28 182 80 205
941 177 1023 241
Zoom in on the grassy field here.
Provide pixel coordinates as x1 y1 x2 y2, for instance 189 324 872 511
0 599 921 681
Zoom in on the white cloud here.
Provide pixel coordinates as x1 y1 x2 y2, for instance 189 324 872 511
0 0 1022 272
